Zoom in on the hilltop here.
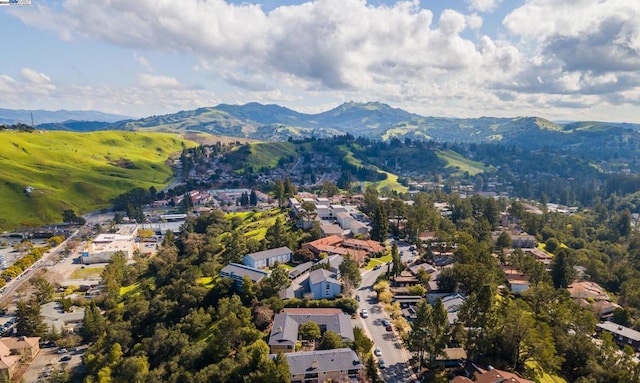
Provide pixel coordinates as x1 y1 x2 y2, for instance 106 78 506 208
29 102 640 158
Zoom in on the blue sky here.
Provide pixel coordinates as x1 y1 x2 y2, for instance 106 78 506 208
1 0 639 123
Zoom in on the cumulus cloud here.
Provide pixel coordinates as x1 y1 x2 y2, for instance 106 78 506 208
4 0 640 121
465 0 503 13
137 74 181 89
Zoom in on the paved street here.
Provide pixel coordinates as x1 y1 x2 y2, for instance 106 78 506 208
355 266 416 383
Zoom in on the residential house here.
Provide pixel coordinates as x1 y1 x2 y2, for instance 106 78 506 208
268 308 354 354
596 321 640 352
289 262 314 280
502 267 530 295
308 269 341 299
568 280 619 318
451 365 535 383
436 347 467 368
320 223 343 237
523 248 552 266
220 263 270 287
0 341 19 381
441 294 466 325
303 236 368 265
277 348 363 383
243 246 293 269
316 254 344 274
0 336 40 362
342 238 384 254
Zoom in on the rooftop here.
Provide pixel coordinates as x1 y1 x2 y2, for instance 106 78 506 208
308 269 340 286
276 348 362 375
597 321 640 342
220 263 270 283
244 246 292 261
269 309 354 347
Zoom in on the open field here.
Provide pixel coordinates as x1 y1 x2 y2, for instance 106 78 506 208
0 130 195 229
437 149 493 176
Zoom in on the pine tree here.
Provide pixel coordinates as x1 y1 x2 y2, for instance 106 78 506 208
370 203 388 242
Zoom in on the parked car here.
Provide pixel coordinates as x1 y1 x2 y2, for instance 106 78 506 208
60 355 71 362
360 309 368 318
379 358 386 369
382 319 391 327
374 347 382 357
56 348 68 354
385 324 393 332
373 264 381 270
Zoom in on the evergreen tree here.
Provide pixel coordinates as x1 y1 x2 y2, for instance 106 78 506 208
391 242 401 277
339 253 362 293
551 248 575 289
265 217 288 248
370 203 388 242
16 298 47 337
250 189 258 206
82 301 106 342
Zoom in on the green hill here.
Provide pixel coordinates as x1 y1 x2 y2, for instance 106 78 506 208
0 131 195 229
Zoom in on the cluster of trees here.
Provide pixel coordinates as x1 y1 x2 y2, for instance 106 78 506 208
0 241 52 286
77 207 370 382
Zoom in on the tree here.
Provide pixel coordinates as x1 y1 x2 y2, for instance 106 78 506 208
322 180 339 197
370 203 388 242
82 301 106 342
352 326 373 358
318 330 344 350
16 298 47 337
293 248 315 263
299 321 321 342
62 209 78 223
299 201 317 229
29 277 54 304
551 248 575 289
425 298 450 365
496 231 512 251
408 299 432 368
264 352 290 383
250 189 258 206
391 242 402 277
339 253 362 293
265 217 288 248
259 264 291 299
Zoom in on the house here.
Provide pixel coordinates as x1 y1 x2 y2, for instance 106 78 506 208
41 301 85 333
276 348 363 383
502 267 530 294
268 308 354 354
342 238 384 254
441 294 466 325
451 364 535 383
0 341 20 381
392 270 421 287
303 236 368 265
596 321 640 351
316 254 344 274
308 269 342 299
243 246 293 269
523 248 552 265
220 263 270 286
436 347 467 367
0 336 40 362
320 223 343 237
289 262 314 280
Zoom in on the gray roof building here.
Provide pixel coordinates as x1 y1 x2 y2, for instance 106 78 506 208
308 269 340 286
597 321 640 342
278 348 363 378
220 263 269 286
268 308 354 352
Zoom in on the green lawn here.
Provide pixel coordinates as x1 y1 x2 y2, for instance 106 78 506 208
437 149 492 176
525 360 567 383
366 255 392 270
70 266 104 280
0 130 195 229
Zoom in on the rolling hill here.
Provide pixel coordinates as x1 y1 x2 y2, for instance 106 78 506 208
30 102 640 155
0 108 129 125
0 131 195 230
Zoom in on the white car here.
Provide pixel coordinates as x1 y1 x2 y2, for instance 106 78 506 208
360 309 368 318
374 347 382 357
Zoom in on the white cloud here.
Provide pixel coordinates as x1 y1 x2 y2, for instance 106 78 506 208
20 68 52 85
3 0 640 122
137 74 181 89
465 0 503 13
134 53 153 72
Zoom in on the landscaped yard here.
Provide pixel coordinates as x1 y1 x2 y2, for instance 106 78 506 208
366 255 392 270
70 266 104 280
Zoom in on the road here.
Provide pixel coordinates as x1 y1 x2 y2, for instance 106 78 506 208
0 229 79 304
355 267 416 383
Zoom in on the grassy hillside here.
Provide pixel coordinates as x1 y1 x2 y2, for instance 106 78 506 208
437 149 493 176
0 131 195 229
